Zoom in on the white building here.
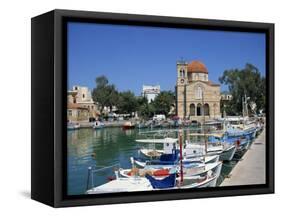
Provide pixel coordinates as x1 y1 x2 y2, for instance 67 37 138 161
142 85 160 103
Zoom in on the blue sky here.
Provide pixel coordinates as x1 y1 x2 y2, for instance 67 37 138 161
67 22 266 94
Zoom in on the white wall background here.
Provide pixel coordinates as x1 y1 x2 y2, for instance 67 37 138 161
0 0 279 215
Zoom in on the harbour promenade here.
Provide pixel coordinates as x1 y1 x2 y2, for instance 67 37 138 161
78 120 128 128
221 129 266 186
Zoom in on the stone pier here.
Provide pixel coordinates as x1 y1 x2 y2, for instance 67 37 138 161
221 129 266 186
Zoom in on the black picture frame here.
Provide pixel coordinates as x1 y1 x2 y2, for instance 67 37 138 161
31 9 274 207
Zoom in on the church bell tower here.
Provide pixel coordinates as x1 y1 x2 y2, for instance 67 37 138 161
176 60 188 118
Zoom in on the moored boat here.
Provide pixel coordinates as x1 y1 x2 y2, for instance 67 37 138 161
86 169 219 194
122 121 135 130
119 161 222 182
67 122 80 130
132 155 219 168
187 133 237 161
137 135 236 162
92 121 105 129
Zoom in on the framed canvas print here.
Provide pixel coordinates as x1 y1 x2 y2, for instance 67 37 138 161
31 9 274 207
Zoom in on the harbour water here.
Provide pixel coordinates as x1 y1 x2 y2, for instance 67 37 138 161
67 127 240 195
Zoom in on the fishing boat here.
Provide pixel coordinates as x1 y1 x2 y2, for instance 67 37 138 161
86 130 219 194
137 137 177 158
225 121 257 140
138 137 205 159
137 135 233 162
67 122 80 130
187 133 237 161
86 169 219 194
122 121 135 130
222 135 250 152
92 121 105 129
221 95 258 140
135 137 220 166
133 154 219 168
119 161 222 181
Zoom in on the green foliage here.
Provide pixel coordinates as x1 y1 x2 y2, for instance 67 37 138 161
92 76 175 118
117 91 138 114
92 76 119 113
151 91 175 116
219 64 266 115
136 97 155 119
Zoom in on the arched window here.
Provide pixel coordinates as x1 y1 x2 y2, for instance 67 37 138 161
197 103 202 116
190 104 195 116
179 69 185 77
204 103 210 116
195 86 203 99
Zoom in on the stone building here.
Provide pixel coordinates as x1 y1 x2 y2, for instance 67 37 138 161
67 85 99 121
67 103 90 122
175 60 221 121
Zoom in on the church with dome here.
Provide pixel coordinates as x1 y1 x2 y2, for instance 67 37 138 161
175 60 221 121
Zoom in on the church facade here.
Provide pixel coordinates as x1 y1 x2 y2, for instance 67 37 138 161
175 60 221 121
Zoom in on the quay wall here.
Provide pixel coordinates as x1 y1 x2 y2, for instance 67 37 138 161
221 129 266 186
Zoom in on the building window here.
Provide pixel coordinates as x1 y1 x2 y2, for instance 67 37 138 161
190 104 195 116
82 94 85 98
195 86 203 99
197 103 202 116
179 69 184 77
68 110 72 116
204 103 210 116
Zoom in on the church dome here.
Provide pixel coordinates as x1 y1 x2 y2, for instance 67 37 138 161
187 61 208 74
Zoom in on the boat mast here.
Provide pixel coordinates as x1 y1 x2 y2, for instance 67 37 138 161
202 92 207 154
179 130 184 185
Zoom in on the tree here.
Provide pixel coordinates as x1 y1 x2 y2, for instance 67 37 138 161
96 75 109 87
117 91 138 115
136 96 155 119
219 64 266 115
92 76 119 114
151 91 175 116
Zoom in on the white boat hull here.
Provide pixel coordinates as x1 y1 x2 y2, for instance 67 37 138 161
119 161 222 181
86 173 220 194
133 155 219 169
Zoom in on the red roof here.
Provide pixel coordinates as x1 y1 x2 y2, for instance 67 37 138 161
187 60 208 74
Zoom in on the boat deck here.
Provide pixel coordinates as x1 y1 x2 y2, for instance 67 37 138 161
221 128 266 186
